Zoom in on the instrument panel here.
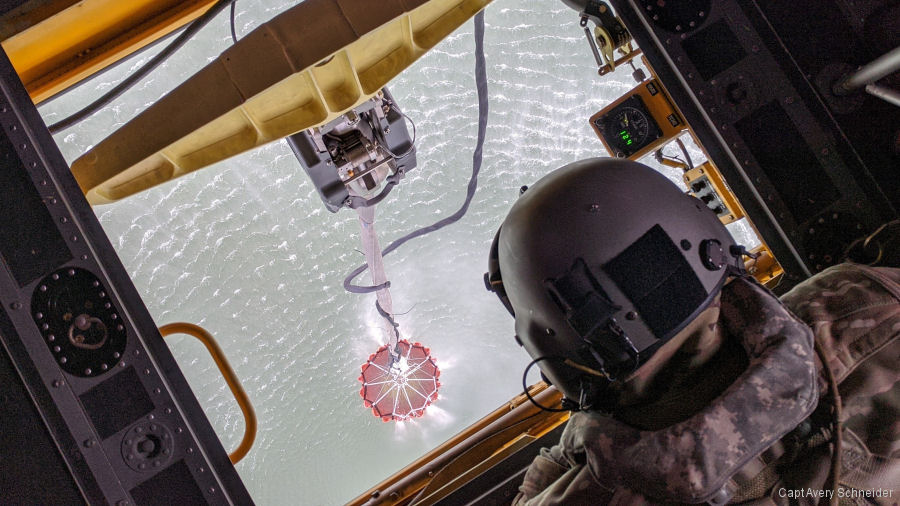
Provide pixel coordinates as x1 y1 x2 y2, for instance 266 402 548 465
610 0 898 287
590 79 684 160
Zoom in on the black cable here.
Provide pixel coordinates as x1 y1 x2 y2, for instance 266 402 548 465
522 357 571 413
230 0 239 44
343 10 489 294
375 300 400 342
48 0 235 134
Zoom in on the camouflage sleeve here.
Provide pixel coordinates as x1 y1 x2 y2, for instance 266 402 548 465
513 444 613 506
513 445 570 505
513 437 616 505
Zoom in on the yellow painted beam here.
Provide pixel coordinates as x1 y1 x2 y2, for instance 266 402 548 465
1 0 219 103
71 0 493 204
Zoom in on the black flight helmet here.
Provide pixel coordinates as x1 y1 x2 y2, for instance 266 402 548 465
487 158 743 409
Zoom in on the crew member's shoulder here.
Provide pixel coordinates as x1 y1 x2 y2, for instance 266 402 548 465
780 263 900 319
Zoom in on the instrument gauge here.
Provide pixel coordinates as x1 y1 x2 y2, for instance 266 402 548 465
611 106 651 151
594 95 664 157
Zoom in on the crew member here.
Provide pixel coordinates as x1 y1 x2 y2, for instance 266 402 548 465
485 158 899 504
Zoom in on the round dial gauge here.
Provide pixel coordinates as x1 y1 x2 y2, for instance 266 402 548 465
611 106 651 151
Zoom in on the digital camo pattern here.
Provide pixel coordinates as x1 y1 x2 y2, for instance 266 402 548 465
780 264 900 503
515 264 900 505
568 276 818 503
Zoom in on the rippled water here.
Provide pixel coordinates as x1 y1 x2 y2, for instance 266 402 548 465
39 1 757 504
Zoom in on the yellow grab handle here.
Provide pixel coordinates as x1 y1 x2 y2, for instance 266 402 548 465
159 322 256 465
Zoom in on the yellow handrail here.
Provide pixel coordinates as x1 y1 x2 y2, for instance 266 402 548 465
158 322 257 465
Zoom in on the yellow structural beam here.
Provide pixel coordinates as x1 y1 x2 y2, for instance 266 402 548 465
1 0 219 104
70 0 493 205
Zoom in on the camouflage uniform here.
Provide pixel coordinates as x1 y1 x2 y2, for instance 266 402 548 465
514 263 900 505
